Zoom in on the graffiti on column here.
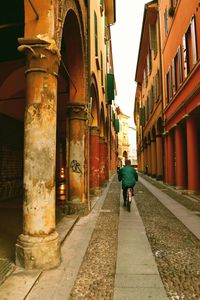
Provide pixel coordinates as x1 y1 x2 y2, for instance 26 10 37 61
70 160 82 173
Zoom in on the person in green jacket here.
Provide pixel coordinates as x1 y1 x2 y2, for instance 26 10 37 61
118 159 138 206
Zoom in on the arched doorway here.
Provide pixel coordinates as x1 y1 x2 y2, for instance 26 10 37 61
58 8 88 214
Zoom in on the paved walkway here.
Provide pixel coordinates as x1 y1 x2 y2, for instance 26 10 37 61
139 176 200 240
1 174 200 299
114 190 168 299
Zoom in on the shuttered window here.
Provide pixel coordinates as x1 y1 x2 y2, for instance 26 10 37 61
177 46 183 85
107 73 115 104
164 8 168 37
191 16 197 65
149 24 157 56
94 11 98 57
100 52 104 87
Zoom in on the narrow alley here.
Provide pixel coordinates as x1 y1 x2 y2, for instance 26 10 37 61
0 173 200 300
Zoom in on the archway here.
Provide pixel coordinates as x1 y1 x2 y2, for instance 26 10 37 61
57 8 87 213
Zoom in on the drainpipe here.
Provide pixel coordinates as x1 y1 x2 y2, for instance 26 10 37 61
158 0 165 182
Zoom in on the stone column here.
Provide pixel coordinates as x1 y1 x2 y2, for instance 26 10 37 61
90 126 100 195
104 141 109 181
66 103 88 215
147 142 152 175
175 124 187 189
167 130 175 186
99 136 105 186
15 39 61 269
151 139 157 177
156 134 163 180
186 116 200 192
164 133 168 184
143 145 148 174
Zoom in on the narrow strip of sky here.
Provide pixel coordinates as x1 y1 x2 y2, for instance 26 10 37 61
111 0 147 120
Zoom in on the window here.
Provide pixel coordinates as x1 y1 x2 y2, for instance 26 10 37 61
165 67 173 104
100 52 104 87
164 8 168 37
172 58 176 95
94 11 98 57
143 69 147 88
156 70 161 101
100 0 104 15
182 16 198 78
149 24 157 56
177 46 183 85
147 47 152 76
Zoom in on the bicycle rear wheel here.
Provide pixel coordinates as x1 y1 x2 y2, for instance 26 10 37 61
127 188 132 212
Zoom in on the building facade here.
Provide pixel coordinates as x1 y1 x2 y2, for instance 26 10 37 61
134 0 163 179
135 0 200 194
116 107 130 166
0 0 116 270
160 0 200 193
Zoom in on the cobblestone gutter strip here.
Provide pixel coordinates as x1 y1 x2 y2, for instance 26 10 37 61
135 182 200 300
139 173 200 214
70 178 120 300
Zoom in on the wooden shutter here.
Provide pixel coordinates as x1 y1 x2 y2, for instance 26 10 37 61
177 46 183 85
182 34 188 78
107 73 115 104
191 16 198 65
149 24 157 54
94 11 98 56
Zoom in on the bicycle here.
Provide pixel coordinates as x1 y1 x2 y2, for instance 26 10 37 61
123 187 133 212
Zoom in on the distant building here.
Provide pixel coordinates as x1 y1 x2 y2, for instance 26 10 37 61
116 106 130 166
134 0 163 179
128 122 137 166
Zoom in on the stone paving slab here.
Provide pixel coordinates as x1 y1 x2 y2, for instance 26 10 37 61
114 192 168 299
0 214 82 300
24 180 112 300
139 176 200 240
114 287 168 300
115 274 165 288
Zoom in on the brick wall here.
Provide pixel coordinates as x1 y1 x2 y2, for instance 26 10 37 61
0 114 23 201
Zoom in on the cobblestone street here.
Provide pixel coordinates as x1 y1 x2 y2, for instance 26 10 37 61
70 174 200 300
1 174 200 300
70 178 120 299
134 179 200 300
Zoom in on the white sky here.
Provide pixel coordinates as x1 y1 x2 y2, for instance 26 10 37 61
111 0 147 122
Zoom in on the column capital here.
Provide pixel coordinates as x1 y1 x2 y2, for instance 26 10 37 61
18 38 60 77
66 103 88 120
90 126 100 136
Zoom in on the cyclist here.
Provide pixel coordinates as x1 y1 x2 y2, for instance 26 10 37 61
118 159 138 207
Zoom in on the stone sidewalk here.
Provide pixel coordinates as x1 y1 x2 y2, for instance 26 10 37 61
0 175 169 299
114 191 168 299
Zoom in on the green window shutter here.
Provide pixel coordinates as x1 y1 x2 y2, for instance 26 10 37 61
149 24 157 54
114 119 120 133
112 109 115 126
139 107 145 126
104 16 108 41
100 52 103 86
107 73 115 104
94 11 98 56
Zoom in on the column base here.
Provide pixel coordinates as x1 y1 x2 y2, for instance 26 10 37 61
90 187 102 196
15 231 61 270
175 185 186 190
156 175 163 181
65 201 89 215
